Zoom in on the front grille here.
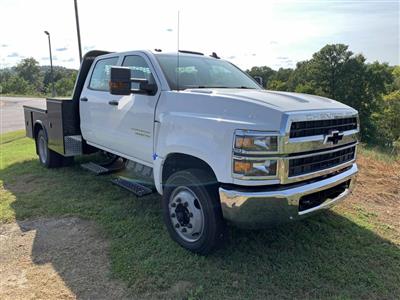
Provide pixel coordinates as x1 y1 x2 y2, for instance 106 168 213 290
290 117 357 138
298 180 350 211
288 146 356 177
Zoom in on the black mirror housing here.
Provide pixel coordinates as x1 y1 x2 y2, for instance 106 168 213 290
253 76 263 86
110 67 131 95
138 82 157 96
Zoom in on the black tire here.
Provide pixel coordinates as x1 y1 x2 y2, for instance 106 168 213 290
36 129 64 168
162 169 226 255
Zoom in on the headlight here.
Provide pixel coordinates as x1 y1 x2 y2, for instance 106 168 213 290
233 158 277 177
234 130 278 154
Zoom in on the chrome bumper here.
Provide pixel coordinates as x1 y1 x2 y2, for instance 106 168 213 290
219 164 358 228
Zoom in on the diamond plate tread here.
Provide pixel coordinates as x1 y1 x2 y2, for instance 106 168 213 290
81 162 110 175
111 177 153 197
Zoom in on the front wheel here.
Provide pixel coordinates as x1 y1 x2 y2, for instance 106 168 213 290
162 169 226 255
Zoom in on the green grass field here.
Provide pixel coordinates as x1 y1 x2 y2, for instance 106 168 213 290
1 131 399 299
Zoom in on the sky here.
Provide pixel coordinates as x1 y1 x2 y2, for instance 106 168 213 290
0 0 399 70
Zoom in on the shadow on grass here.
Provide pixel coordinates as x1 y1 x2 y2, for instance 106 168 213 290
2 159 400 299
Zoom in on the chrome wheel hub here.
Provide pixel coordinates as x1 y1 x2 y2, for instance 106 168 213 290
169 186 204 242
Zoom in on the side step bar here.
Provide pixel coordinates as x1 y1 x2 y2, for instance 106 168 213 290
81 162 111 175
81 157 126 175
111 177 153 197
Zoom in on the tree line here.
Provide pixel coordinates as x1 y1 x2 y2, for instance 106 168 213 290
0 44 399 151
247 44 400 152
0 57 77 98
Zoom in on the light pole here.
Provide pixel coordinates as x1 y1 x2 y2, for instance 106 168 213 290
74 0 82 63
44 31 55 97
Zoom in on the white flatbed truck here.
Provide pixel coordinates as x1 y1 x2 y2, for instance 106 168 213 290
24 50 359 254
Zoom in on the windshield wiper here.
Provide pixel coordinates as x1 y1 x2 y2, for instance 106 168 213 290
179 86 259 91
233 86 257 89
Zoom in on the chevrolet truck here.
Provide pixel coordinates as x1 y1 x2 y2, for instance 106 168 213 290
23 50 359 254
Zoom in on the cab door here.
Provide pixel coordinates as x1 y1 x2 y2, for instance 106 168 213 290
79 56 120 148
106 54 161 164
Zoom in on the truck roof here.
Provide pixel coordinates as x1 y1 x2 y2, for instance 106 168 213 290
96 49 219 60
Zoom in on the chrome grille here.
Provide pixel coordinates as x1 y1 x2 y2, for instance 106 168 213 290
288 145 356 177
290 117 357 138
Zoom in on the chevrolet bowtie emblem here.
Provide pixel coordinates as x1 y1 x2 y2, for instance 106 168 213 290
324 130 344 145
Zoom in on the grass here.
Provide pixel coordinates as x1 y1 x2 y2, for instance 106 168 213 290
358 145 399 162
1 131 399 299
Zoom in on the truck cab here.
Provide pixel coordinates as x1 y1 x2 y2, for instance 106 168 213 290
24 49 359 254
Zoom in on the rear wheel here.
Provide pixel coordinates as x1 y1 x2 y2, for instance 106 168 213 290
36 129 64 168
162 169 226 255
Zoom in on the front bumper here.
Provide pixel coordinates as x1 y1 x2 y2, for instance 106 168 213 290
219 163 358 228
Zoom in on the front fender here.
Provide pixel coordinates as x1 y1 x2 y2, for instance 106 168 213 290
154 112 236 192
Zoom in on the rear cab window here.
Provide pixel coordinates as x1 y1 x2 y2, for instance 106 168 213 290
89 56 119 91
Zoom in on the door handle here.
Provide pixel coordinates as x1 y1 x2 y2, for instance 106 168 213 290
80 97 88 102
108 100 119 106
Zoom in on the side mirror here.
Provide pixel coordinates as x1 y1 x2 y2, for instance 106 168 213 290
109 67 157 96
253 76 263 86
109 67 131 95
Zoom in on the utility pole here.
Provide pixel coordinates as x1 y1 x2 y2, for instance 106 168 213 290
74 0 82 63
44 31 55 97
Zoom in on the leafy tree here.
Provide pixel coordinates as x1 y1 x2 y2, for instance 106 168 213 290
286 44 393 142
268 80 287 91
266 68 293 91
270 68 293 82
246 66 275 87
308 44 354 99
287 61 319 94
294 82 316 94
15 57 41 88
2 75 35 95
389 65 400 91
372 91 400 150
54 72 77 96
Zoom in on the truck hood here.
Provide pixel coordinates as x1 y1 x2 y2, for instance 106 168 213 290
186 88 355 112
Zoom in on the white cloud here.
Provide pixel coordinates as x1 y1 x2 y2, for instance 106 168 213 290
7 52 19 58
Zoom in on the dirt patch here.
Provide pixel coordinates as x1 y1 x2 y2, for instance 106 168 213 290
0 217 130 300
344 155 400 236
3 174 45 194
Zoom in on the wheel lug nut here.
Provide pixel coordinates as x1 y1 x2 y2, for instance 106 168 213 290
189 213 193 218
183 202 188 207
176 198 181 203
187 223 192 228
175 223 180 228
171 213 176 218
171 203 176 207
181 228 187 233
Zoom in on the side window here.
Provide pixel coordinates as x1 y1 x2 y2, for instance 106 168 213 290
122 55 156 89
89 57 119 91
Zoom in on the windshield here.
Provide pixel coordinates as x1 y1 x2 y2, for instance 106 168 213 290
155 54 260 91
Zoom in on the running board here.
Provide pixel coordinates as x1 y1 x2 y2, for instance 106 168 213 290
81 162 110 175
111 177 153 197
81 158 126 175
